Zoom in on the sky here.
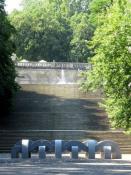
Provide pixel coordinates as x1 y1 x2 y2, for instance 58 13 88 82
5 0 22 13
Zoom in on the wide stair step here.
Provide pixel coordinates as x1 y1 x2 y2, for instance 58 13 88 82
0 130 131 154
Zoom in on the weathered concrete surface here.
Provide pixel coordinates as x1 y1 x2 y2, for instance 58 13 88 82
16 68 83 84
0 155 131 175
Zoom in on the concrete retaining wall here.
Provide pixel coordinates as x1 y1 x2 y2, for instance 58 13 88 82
16 68 84 84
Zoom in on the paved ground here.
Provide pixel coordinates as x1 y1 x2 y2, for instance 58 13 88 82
0 154 131 175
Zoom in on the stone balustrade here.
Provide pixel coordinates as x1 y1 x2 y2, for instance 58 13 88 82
15 61 91 70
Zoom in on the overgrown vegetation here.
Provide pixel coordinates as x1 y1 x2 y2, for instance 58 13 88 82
0 0 18 115
81 0 131 133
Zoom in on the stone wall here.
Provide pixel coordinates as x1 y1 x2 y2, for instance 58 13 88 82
16 68 84 84
15 62 90 84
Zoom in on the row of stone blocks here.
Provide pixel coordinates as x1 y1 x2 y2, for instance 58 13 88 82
11 139 121 160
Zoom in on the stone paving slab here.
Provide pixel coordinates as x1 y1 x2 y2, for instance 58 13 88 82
0 154 131 175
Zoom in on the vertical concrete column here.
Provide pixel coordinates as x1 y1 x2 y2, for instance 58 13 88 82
103 146 112 159
55 140 62 159
71 146 78 159
39 146 46 159
22 139 30 159
84 140 97 159
112 150 122 159
11 146 21 158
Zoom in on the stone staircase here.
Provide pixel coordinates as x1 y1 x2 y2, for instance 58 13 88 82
0 130 131 153
0 84 131 153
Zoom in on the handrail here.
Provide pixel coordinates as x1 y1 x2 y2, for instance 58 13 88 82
15 62 91 70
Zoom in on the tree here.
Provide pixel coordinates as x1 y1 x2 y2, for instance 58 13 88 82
9 0 93 62
0 0 18 115
67 0 91 16
50 0 91 17
81 0 131 133
69 0 113 62
10 0 72 62
69 13 91 62
85 0 113 44
57 0 93 62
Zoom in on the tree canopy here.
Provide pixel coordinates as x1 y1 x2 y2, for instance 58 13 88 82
10 0 92 62
81 0 131 133
0 0 18 115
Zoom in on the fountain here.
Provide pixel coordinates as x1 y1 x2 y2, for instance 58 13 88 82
58 69 66 84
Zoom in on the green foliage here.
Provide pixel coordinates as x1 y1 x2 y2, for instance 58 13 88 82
85 0 113 44
81 0 131 133
9 0 92 62
70 13 91 62
0 0 18 115
66 0 91 16
10 0 72 61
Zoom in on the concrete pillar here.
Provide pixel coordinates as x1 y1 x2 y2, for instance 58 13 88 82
71 146 78 159
11 145 21 158
84 140 97 159
55 140 62 159
39 146 46 159
103 146 112 159
22 139 30 159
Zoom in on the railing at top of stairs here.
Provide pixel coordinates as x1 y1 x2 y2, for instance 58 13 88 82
15 61 91 70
